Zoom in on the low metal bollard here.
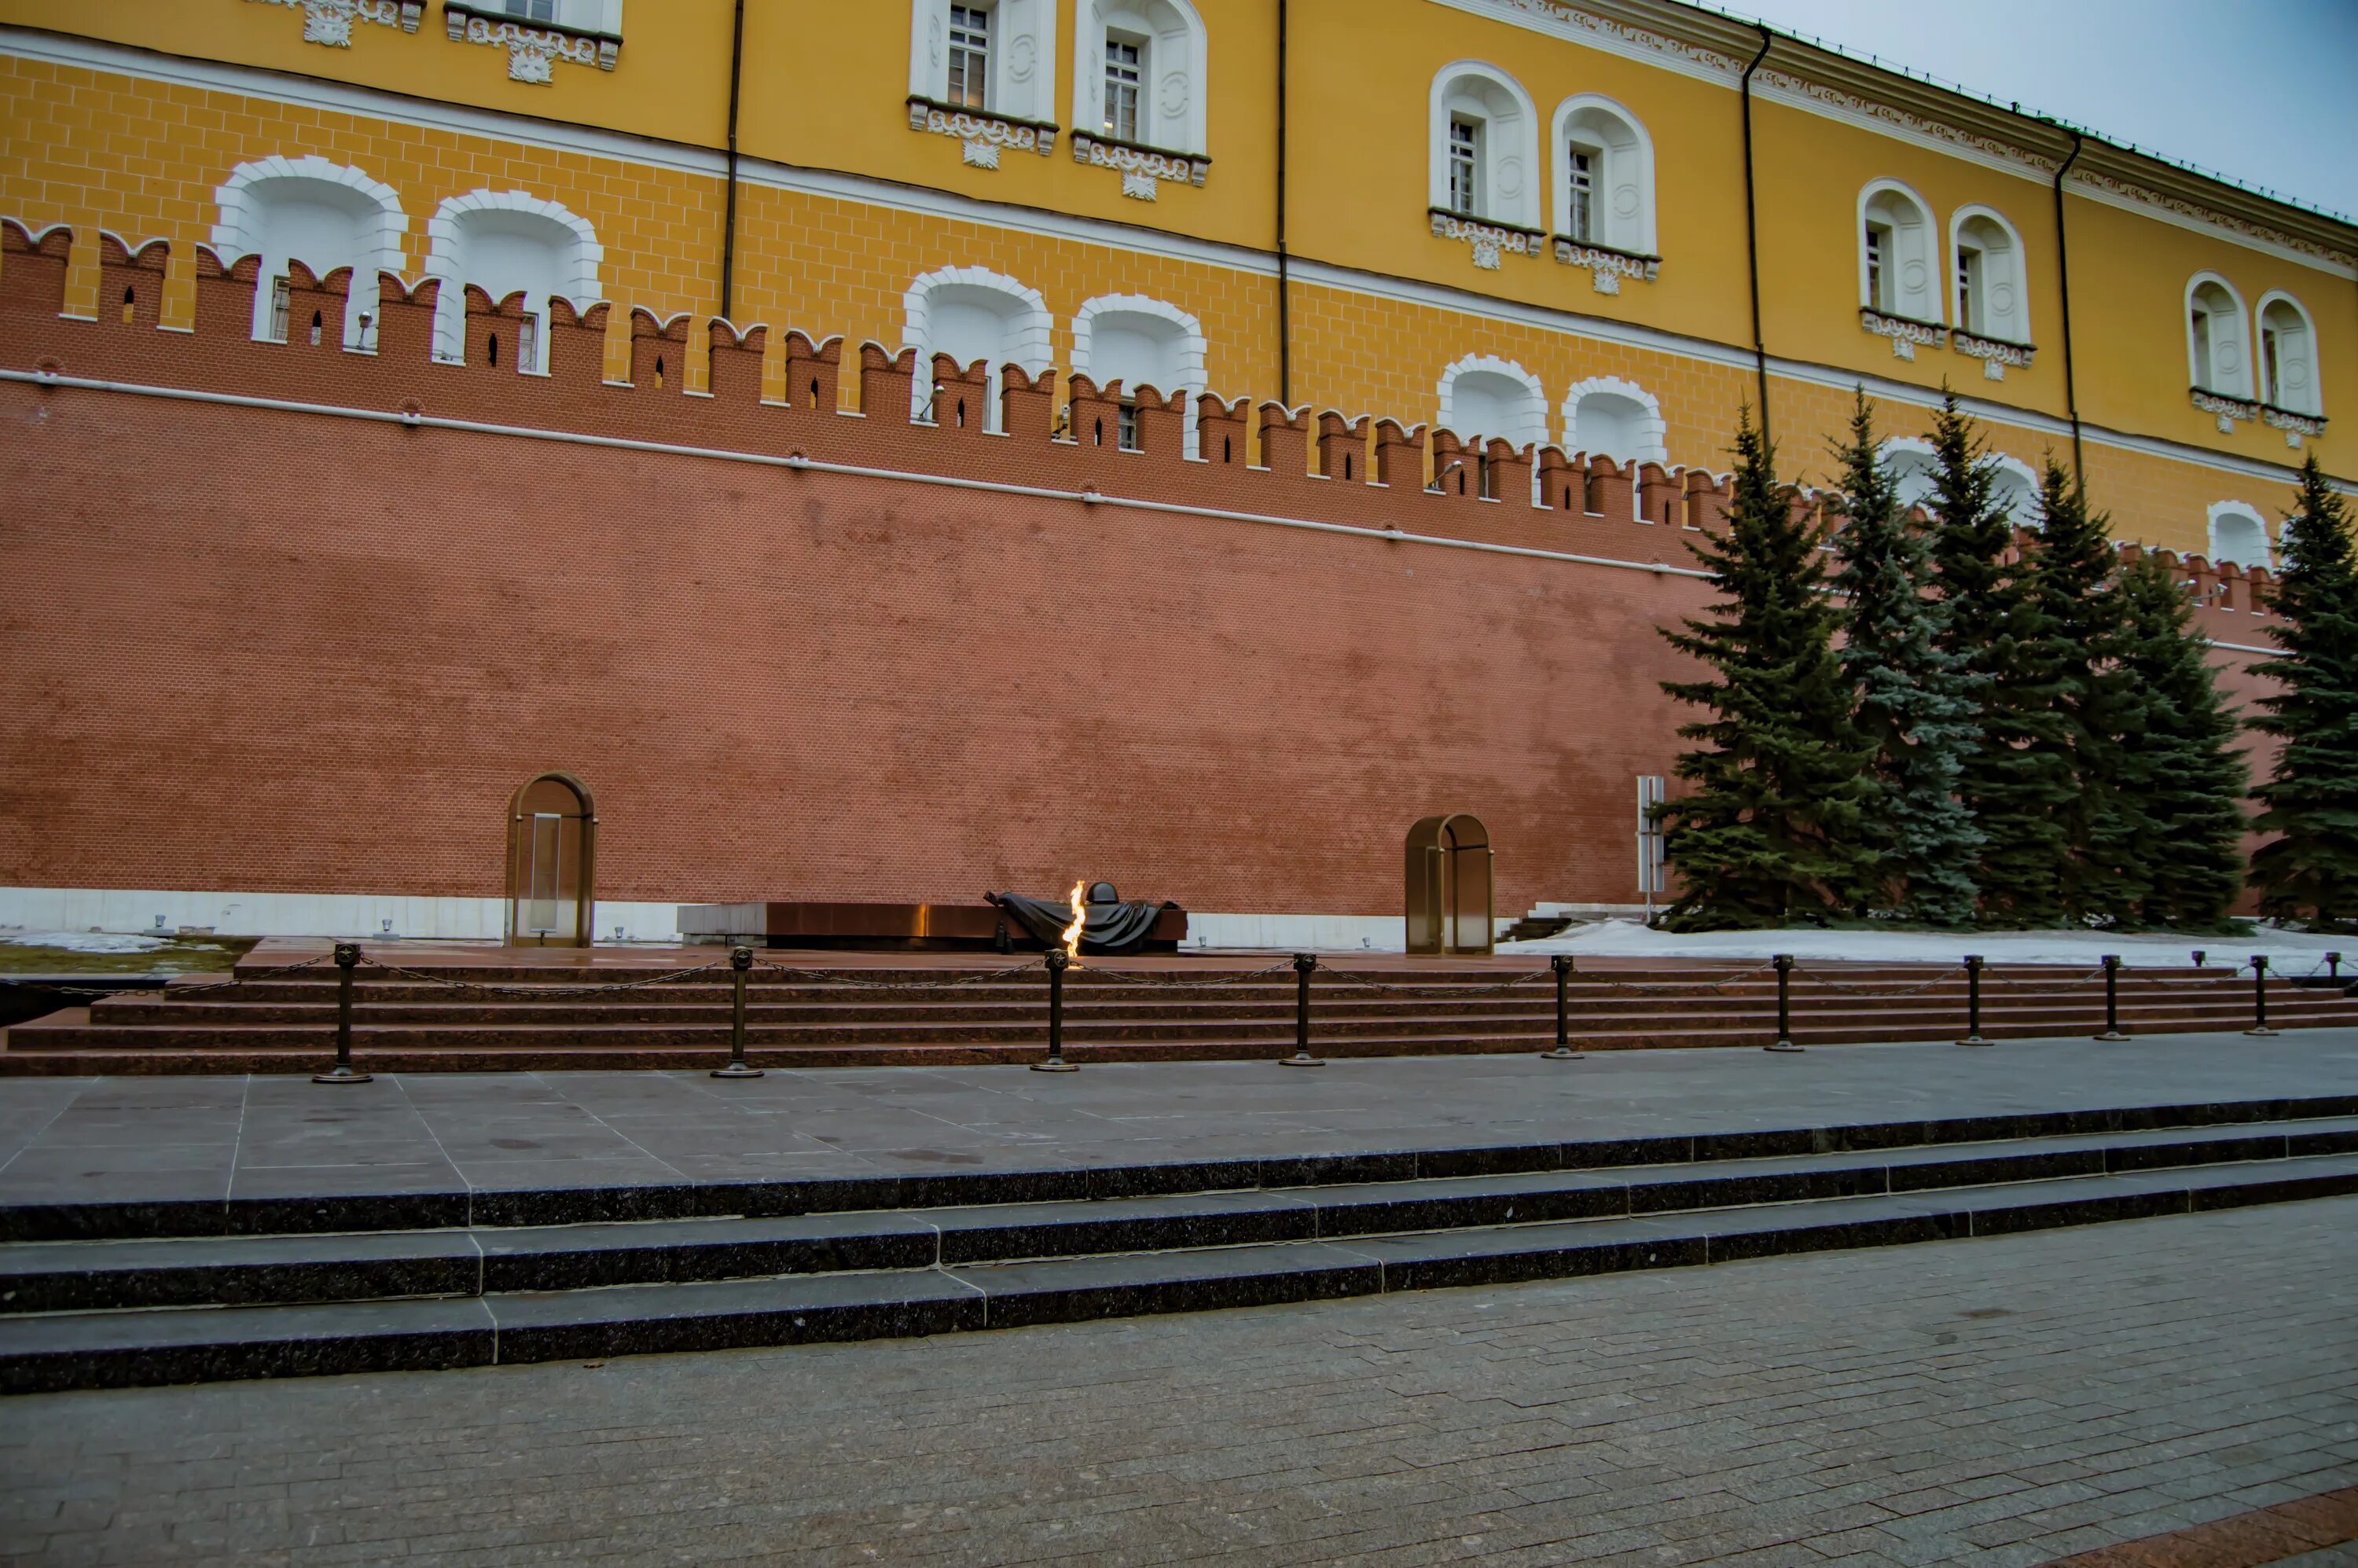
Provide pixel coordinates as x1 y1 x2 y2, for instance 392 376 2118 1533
1541 954 1583 1060
313 941 373 1085
1764 954 1802 1052
2191 949 2207 968
1280 952 1324 1067
2095 954 2128 1041
2246 955 2279 1037
1032 949 1078 1071
1956 955 1990 1047
2329 951 2345 981
711 945 764 1078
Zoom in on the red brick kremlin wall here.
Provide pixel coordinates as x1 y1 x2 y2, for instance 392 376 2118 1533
0 222 2285 917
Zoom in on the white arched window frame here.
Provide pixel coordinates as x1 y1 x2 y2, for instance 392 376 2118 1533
1948 204 2029 345
907 0 1058 125
1437 354 1549 450
2207 501 2272 570
422 191 601 375
2253 290 2322 416
1070 0 1206 154
1562 376 1667 468
1879 438 2040 528
1071 294 1207 456
211 155 406 348
902 265 1053 432
1548 94 1655 257
2185 272 2253 398
1427 62 1540 230
1857 178 1941 325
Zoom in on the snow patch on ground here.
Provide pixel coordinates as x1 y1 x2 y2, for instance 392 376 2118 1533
0 931 181 955
1503 919 2351 974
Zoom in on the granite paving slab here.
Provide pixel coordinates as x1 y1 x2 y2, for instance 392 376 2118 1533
0 1030 2352 1228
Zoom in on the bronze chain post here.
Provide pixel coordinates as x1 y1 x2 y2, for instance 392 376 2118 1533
1541 954 1582 1059
1280 952 1324 1067
1957 955 1990 1046
2095 953 2128 1041
2246 955 2278 1037
712 944 763 1078
313 941 372 1084
1764 954 1801 1052
1034 949 1078 1071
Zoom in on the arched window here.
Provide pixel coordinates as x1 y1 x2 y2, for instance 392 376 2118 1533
211 156 406 347
1949 204 2028 344
2254 291 2321 415
1428 62 1539 230
1072 295 1207 456
1882 439 2040 528
903 266 1053 432
2185 273 2252 398
1550 94 1655 256
1858 179 1939 324
908 0 1056 124
2207 501 2272 570
424 192 601 373
1071 0 1206 153
1438 355 1548 450
1562 376 1666 465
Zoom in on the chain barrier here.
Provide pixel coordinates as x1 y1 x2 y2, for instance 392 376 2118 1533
752 957 1044 991
355 954 733 997
1318 967 1559 999
1560 958 1780 997
1794 965 1964 1000
1074 958 1300 989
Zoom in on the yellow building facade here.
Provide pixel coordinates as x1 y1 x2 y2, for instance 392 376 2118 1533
2 0 2349 560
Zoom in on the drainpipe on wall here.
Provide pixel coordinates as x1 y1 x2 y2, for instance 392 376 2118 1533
1740 26 1773 446
2050 124 2087 486
1275 0 1291 408
718 0 746 321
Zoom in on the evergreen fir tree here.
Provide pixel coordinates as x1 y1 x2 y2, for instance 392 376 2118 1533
2022 460 2139 922
2249 454 2358 930
1825 390 1982 925
1653 409 1875 930
2110 552 2248 928
1924 391 2073 925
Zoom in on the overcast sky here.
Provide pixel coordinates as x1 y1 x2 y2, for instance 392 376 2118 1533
1718 0 2358 220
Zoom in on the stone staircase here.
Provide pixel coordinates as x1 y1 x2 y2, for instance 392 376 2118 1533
6 949 2354 1073
4 1097 2354 1392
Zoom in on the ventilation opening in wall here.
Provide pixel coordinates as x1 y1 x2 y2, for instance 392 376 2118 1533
1477 454 1497 501
489 332 501 368
957 396 968 428
1118 404 1140 451
1222 435 1232 462
655 355 665 389
1342 452 1353 481
1093 417 1104 446
517 318 537 373
809 377 821 408
309 308 323 347
120 286 134 325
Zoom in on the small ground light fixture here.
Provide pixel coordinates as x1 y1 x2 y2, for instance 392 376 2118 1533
154 915 166 930
381 918 394 935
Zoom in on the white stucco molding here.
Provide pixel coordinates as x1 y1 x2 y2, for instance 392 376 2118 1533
1435 353 1548 446
1560 374 1667 464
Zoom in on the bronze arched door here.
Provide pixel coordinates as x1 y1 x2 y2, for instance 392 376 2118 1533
505 773 597 946
1404 813 1494 955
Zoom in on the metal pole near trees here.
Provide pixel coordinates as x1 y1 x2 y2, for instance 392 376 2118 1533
2095 954 2128 1041
1957 955 1990 1047
1280 953 1324 1067
1764 954 1801 1052
1541 954 1583 1060
2246 955 2279 1037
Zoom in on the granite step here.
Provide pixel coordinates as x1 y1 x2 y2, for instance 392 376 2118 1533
6 1117 2353 1316
5 1147 2354 1394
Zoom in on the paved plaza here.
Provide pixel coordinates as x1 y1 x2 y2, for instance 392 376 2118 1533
0 1192 2352 1565
5 1030 2357 1217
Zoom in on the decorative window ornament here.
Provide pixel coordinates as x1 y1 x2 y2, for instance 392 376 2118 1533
445 2 620 81
1431 210 1542 271
2191 387 2261 433
2261 405 2327 446
245 0 424 46
1951 329 2034 381
910 98 1057 164
1552 238 1658 295
1860 307 1945 362
1068 133 1208 200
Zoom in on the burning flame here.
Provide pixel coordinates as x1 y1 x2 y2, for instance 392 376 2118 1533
1060 879 1088 964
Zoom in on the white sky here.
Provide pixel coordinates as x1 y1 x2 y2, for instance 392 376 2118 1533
1719 0 2358 220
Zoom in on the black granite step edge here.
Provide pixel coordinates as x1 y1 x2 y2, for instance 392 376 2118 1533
8 1092 2358 1246
9 1120 2358 1314
7 1156 2356 1395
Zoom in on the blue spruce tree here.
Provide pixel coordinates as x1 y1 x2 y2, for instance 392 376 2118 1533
1826 391 1982 925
